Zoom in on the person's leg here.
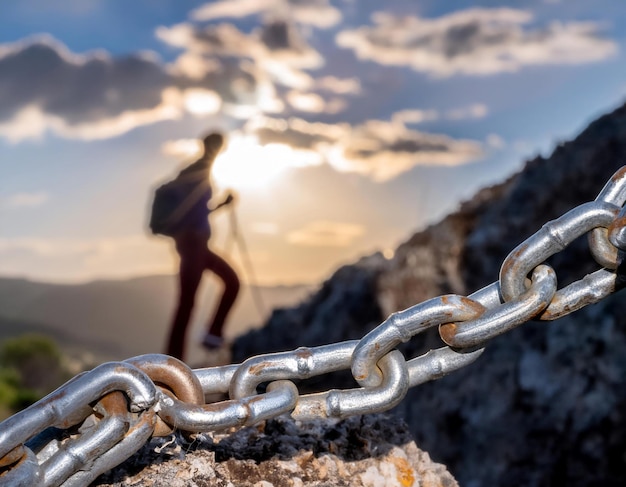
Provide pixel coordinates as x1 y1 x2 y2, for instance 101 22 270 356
204 248 240 340
166 236 204 360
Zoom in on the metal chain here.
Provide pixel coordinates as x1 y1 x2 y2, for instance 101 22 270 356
2 166 626 486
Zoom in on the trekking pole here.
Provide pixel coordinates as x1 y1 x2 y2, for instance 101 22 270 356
228 205 267 320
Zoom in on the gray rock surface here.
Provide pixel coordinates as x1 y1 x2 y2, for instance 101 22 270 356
94 414 457 487
232 101 626 486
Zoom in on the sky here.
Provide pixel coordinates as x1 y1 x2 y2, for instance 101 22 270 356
1 0 626 286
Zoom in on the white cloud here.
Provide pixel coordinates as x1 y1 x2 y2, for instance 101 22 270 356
191 0 342 29
183 88 222 115
287 221 365 247
392 109 439 125
313 76 362 95
446 103 488 120
158 20 323 71
2 192 49 209
192 0 278 21
246 113 484 182
336 8 618 77
286 90 346 114
156 20 327 122
486 133 506 149
161 138 202 159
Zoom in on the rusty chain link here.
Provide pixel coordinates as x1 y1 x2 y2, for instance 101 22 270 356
2 167 626 486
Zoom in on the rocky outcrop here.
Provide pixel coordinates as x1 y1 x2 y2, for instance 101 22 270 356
232 101 626 486
95 414 458 487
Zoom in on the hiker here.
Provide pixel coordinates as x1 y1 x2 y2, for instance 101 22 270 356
152 132 240 361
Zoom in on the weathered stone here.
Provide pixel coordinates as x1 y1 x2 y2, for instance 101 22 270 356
94 414 457 487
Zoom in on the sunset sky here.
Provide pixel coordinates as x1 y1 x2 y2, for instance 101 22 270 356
1 0 626 286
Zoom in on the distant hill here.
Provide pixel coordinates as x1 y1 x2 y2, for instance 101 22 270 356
0 275 314 363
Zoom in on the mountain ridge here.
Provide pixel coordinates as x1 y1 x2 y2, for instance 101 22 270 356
0 274 314 363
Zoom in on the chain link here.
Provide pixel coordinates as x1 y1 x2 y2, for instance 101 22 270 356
2 167 626 486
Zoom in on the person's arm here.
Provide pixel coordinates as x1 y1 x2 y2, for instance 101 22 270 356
210 191 235 212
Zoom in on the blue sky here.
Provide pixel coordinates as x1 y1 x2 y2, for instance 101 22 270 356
1 0 625 285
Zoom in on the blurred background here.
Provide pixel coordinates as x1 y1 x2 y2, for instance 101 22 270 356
1 0 626 424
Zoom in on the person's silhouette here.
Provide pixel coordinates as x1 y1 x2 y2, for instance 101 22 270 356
165 132 240 361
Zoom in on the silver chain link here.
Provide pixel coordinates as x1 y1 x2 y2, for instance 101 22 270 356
2 167 626 486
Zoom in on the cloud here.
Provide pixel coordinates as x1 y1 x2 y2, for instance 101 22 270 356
445 103 488 120
287 220 365 247
1 192 49 209
486 133 506 150
392 109 439 125
247 115 348 149
286 90 346 114
245 114 483 181
191 0 342 29
157 18 329 116
313 76 362 95
158 19 324 76
0 33 288 141
161 138 202 159
331 120 483 181
336 8 618 77
0 36 187 141
183 88 222 115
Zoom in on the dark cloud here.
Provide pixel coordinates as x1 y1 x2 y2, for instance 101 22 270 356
261 19 304 53
0 36 187 140
0 37 170 126
337 120 483 180
247 116 344 149
0 35 273 140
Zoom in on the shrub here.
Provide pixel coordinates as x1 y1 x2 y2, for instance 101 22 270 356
0 334 69 418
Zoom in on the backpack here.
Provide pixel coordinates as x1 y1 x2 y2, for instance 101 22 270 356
149 179 186 236
149 175 209 236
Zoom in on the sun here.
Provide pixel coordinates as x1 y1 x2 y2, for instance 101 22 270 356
212 135 321 190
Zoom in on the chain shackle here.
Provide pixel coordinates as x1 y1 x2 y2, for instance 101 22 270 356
440 264 557 348
125 354 204 436
0 361 156 461
156 379 299 433
62 410 157 487
608 205 626 251
194 364 239 395
407 346 485 387
229 341 357 399
499 201 619 317
40 392 131 487
352 295 485 388
292 350 408 420
0 447 43 486
588 166 626 267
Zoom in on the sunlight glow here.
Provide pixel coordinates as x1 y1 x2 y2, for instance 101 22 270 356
183 88 221 115
212 135 322 189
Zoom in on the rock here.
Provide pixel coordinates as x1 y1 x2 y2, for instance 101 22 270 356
94 414 457 487
231 100 626 486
